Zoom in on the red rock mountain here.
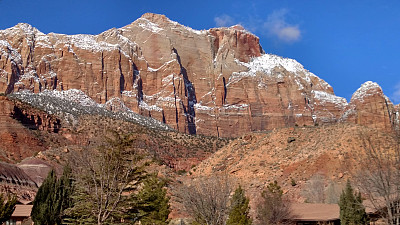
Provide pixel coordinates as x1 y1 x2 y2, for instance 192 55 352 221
0 13 398 137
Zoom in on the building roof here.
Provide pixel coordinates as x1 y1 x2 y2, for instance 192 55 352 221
291 203 340 221
12 204 33 217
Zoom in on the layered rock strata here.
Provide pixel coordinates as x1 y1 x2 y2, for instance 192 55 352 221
341 81 399 132
0 13 398 136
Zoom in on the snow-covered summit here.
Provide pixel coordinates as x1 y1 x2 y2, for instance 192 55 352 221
2 23 44 36
231 54 332 91
351 81 383 102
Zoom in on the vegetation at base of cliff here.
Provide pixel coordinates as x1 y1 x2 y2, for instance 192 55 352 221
257 181 293 225
132 174 170 225
61 132 170 225
338 180 367 225
8 91 173 132
31 166 73 225
178 176 232 225
226 186 252 225
0 193 17 223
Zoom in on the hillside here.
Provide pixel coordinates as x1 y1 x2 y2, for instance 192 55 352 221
180 124 398 211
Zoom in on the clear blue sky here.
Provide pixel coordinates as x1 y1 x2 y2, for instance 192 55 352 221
1 0 399 104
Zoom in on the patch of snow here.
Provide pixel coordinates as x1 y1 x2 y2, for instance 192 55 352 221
148 60 176 72
340 108 356 121
230 54 331 91
65 34 120 52
9 90 172 131
137 18 164 33
222 104 249 110
312 90 348 109
42 89 98 107
122 91 136 98
139 101 163 112
162 74 174 84
194 103 214 111
351 81 382 102
19 70 39 83
0 40 22 63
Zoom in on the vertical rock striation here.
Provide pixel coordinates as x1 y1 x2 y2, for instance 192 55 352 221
0 13 397 136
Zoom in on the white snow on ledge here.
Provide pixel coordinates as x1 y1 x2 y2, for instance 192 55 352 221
139 101 163 112
41 89 99 107
312 90 348 108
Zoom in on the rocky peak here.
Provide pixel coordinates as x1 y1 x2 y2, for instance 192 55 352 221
341 81 398 131
140 13 171 25
350 81 383 102
1 23 43 37
0 14 397 137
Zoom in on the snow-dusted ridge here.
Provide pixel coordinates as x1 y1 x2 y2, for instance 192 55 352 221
312 90 348 109
231 54 332 91
351 81 382 102
8 90 173 131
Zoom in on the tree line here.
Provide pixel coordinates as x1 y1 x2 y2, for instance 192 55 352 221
3 128 398 224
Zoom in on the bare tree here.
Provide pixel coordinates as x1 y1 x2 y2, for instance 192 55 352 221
178 176 232 225
302 174 326 203
325 181 343 204
352 130 400 225
66 132 148 225
257 181 293 225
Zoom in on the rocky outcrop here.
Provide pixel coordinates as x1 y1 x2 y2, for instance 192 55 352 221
0 161 37 202
0 96 50 162
340 81 399 132
0 13 396 137
17 158 52 186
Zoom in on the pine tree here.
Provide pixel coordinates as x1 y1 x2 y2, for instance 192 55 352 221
31 166 74 225
0 193 17 223
57 165 74 222
226 186 252 225
339 180 367 225
135 174 170 225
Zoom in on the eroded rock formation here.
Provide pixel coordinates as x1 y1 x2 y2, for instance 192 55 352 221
0 13 398 136
341 81 399 132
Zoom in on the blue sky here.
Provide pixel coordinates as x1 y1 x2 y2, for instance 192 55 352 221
1 0 399 104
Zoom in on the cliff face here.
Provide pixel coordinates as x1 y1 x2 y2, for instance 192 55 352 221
341 81 399 132
0 96 50 162
0 13 398 136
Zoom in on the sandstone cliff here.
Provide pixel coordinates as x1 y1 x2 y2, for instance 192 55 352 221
0 13 398 136
0 96 51 162
341 81 399 132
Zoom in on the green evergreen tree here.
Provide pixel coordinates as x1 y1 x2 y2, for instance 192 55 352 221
0 193 17 223
57 165 74 222
226 186 252 225
31 169 58 225
31 166 74 225
339 180 367 225
135 174 170 225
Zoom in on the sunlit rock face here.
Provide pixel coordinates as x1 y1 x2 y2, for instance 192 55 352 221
340 81 399 132
1 13 397 136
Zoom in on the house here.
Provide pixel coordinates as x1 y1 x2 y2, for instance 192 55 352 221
4 204 33 225
290 203 340 225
